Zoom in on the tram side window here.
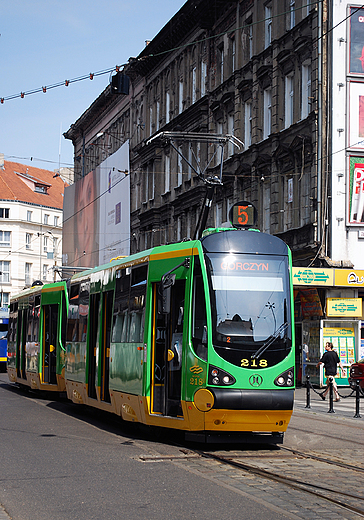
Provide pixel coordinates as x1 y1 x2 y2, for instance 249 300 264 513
33 296 40 342
26 309 32 342
8 302 18 343
26 296 40 344
67 284 79 342
192 257 208 361
112 270 131 343
66 283 89 342
129 264 147 343
112 264 147 343
8 314 17 344
79 285 89 342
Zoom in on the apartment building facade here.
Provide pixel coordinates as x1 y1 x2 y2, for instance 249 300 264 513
64 0 364 378
0 158 64 301
65 0 325 265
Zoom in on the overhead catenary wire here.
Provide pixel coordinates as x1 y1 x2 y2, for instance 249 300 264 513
1 0 361 172
1 0 358 106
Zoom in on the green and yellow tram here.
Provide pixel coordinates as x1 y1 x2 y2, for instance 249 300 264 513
8 205 295 443
7 282 68 392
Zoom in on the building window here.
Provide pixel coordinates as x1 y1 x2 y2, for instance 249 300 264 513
301 62 312 119
289 0 295 29
149 106 153 136
244 102 252 148
219 44 224 84
27 210 32 222
150 163 155 200
176 216 182 242
53 237 58 254
265 5 272 48
216 121 223 165
263 182 271 233
25 263 32 286
215 202 223 227
263 88 272 139
165 155 170 193
0 208 9 219
285 74 294 128
231 36 236 72
177 146 183 187
201 61 207 97
35 185 47 194
26 233 32 250
156 100 160 132
0 261 10 283
0 231 10 247
44 214 49 225
228 113 235 157
179 80 184 114
187 145 193 180
54 215 59 227
248 20 253 59
0 292 9 306
43 236 48 253
143 166 149 203
42 264 48 281
192 66 197 104
166 91 170 124
227 197 233 222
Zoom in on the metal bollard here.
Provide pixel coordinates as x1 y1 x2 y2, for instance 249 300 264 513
305 375 311 409
328 377 335 413
354 380 361 419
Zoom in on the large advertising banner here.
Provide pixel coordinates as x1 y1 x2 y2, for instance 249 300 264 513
349 82 364 149
62 141 130 269
349 6 364 75
98 143 130 264
63 169 100 269
348 155 364 224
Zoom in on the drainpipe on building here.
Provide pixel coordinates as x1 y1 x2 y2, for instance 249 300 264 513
317 0 323 249
82 134 85 178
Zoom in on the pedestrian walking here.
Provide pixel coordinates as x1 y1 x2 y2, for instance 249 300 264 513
316 342 346 401
302 343 309 378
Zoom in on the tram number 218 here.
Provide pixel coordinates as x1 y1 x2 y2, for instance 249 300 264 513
241 359 268 368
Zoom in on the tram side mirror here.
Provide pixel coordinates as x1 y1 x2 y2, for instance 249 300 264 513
202 325 207 344
161 273 176 314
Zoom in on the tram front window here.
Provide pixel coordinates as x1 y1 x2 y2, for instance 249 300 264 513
205 253 291 368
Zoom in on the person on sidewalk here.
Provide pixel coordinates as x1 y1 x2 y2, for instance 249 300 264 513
316 342 346 401
302 343 309 379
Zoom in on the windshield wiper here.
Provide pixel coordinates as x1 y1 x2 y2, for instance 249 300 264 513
251 322 289 360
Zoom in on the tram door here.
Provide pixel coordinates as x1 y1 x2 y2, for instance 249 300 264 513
152 279 186 417
88 293 100 399
42 304 58 385
100 291 113 403
16 309 26 379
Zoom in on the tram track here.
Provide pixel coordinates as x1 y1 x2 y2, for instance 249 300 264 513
138 445 364 518
280 445 364 473
194 448 364 517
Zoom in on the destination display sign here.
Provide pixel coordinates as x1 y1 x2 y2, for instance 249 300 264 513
229 201 257 228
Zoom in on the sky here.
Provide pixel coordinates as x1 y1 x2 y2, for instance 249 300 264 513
0 0 186 172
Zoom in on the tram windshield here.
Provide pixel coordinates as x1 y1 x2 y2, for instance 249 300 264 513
205 252 292 367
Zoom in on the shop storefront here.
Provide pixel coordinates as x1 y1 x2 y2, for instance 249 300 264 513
293 267 364 387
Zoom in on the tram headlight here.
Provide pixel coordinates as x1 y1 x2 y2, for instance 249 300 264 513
208 365 236 386
274 368 294 387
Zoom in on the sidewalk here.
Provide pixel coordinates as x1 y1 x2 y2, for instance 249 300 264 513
294 384 364 421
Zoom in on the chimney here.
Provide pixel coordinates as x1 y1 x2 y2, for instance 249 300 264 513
0 153 4 170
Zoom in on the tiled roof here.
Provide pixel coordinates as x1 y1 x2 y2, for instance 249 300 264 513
0 161 65 209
